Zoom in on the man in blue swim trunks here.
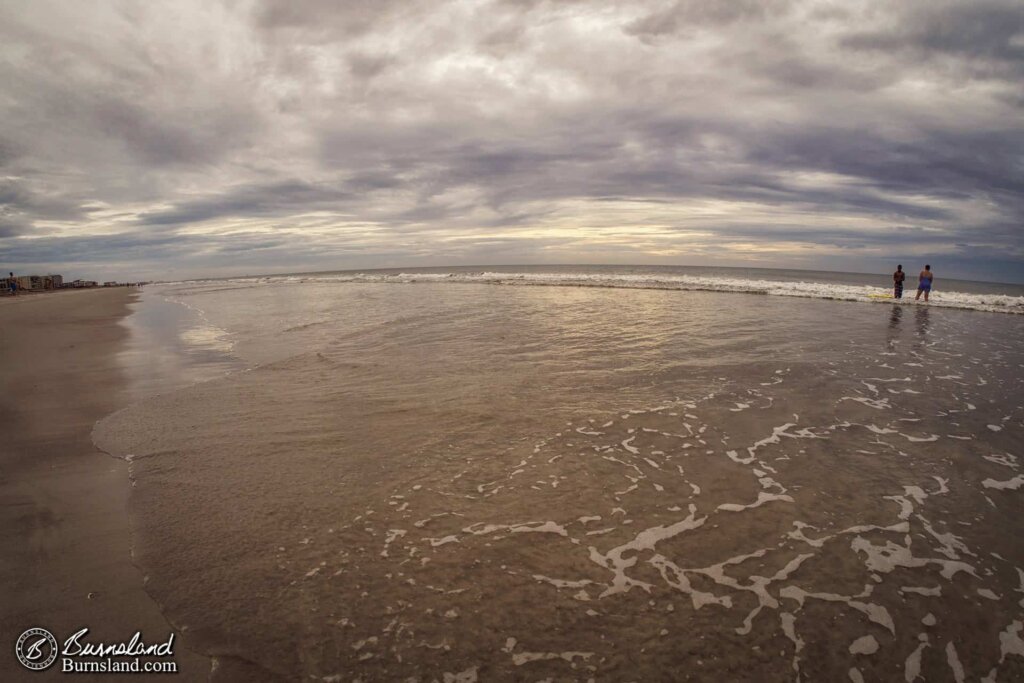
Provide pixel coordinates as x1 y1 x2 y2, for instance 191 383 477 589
7 272 16 296
915 264 933 302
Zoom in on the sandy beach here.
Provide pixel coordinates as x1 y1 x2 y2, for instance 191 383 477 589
83 277 1022 681
0 289 207 681
4 276 1022 681
2 0 1022 676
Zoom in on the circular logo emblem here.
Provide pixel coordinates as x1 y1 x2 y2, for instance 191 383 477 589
15 628 58 671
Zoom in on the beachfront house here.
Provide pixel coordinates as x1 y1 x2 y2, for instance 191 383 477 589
9 274 65 291
2 273 73 293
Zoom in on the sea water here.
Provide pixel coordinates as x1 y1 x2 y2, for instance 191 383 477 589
170 264 1024 313
96 267 1024 681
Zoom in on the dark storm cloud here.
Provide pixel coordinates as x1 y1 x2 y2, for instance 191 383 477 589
89 96 257 168
741 125 1024 200
0 15 259 172
0 178 87 223
1 230 192 263
1 228 340 267
695 223 1018 251
0 218 26 238
137 180 356 226
843 1 1024 76
309 111 965 224
0 0 1021 281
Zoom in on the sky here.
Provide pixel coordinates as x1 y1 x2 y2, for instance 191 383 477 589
0 0 1022 283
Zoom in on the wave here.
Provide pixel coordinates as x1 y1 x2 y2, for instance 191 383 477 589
180 271 1024 315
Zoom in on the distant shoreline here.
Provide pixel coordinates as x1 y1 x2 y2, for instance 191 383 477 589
151 267 1024 315
157 263 1024 290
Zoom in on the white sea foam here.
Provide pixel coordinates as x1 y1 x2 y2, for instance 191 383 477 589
904 634 928 682
849 635 879 655
947 642 966 683
205 271 1024 314
511 650 593 666
982 475 1024 491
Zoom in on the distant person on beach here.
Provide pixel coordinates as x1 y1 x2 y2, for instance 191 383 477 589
893 265 905 299
915 265 933 302
8 272 16 296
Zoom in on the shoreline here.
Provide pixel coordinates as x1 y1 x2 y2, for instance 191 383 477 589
0 288 208 680
160 274 1023 315
87 280 1024 680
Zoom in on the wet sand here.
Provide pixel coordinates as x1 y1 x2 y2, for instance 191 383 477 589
0 289 207 680
92 281 1024 681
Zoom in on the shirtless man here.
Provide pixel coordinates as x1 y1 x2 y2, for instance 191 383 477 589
915 265 933 302
893 265 905 299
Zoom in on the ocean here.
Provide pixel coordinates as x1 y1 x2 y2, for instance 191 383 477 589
173 264 1024 313
95 265 1024 681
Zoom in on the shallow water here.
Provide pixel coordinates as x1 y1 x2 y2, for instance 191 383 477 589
171 264 1024 315
115 291 242 401
97 280 1024 681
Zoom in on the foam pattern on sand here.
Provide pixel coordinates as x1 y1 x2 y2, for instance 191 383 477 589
93 284 1024 682
315 388 1021 681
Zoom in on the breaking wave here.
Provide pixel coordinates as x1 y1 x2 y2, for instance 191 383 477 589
209 271 1024 315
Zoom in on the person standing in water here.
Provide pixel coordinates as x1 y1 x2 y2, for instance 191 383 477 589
915 264 934 302
893 265 906 299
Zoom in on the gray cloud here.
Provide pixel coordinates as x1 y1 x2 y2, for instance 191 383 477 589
253 0 409 37
843 1 1024 76
0 218 25 238
0 0 1021 282
137 180 355 226
626 0 792 39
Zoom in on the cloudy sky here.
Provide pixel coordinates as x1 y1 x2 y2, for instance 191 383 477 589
1 0 1022 282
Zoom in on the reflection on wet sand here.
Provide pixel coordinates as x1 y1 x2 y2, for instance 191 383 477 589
95 282 1024 682
914 306 931 348
887 305 903 351
115 292 242 400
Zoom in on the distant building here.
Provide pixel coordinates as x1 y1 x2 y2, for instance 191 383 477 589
71 280 98 288
16 276 38 291
5 274 66 291
103 281 118 287
0 273 80 292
